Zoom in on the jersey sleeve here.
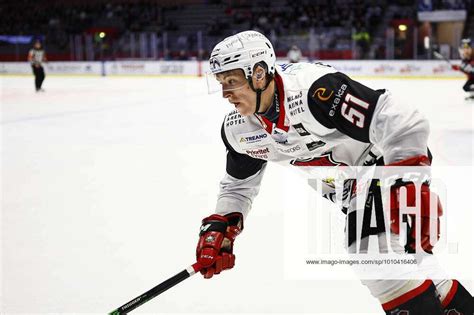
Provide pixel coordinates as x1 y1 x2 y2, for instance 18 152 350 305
307 72 429 163
215 122 267 218
307 72 385 143
460 60 474 75
221 122 266 179
368 90 429 163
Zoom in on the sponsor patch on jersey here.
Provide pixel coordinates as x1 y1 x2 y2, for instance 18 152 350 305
237 130 271 147
271 127 288 144
287 91 305 117
225 111 246 127
329 83 348 116
306 140 326 151
245 147 270 159
313 87 334 101
292 123 311 136
276 145 301 154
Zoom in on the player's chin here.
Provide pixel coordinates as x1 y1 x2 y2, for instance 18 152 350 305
236 106 253 116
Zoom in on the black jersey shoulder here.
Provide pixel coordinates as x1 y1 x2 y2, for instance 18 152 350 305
221 118 266 180
307 72 385 143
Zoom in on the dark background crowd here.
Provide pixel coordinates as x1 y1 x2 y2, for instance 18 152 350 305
0 0 472 61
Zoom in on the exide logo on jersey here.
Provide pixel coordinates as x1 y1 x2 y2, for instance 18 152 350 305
329 84 347 116
313 87 334 101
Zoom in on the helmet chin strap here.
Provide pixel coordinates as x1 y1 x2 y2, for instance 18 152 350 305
248 75 273 114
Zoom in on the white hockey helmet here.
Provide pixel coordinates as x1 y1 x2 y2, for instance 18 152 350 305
458 38 472 59
209 30 276 79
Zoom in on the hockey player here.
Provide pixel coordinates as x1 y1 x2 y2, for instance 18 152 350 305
452 38 474 100
196 31 474 314
28 39 47 92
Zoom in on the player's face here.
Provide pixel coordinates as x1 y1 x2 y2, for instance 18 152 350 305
34 42 41 49
216 70 256 116
460 47 472 59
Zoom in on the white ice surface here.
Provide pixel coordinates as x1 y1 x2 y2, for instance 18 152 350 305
1 75 473 314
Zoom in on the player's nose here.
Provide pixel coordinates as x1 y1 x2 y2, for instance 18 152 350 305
222 89 232 99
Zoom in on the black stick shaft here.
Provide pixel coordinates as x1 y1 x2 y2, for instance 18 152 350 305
109 264 199 314
433 51 451 65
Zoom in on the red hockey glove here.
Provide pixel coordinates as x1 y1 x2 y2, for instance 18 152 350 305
388 155 443 253
451 64 460 71
196 212 243 279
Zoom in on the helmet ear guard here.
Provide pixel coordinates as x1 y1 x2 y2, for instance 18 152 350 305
247 62 274 114
253 62 270 81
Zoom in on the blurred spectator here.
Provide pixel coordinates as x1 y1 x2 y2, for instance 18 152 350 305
287 45 302 63
0 0 435 61
177 49 189 60
177 35 188 50
353 25 371 59
418 0 433 11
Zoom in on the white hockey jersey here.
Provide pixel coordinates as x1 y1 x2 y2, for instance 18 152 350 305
215 63 429 218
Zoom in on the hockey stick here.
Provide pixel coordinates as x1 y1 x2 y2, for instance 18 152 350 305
109 262 202 315
433 51 452 65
